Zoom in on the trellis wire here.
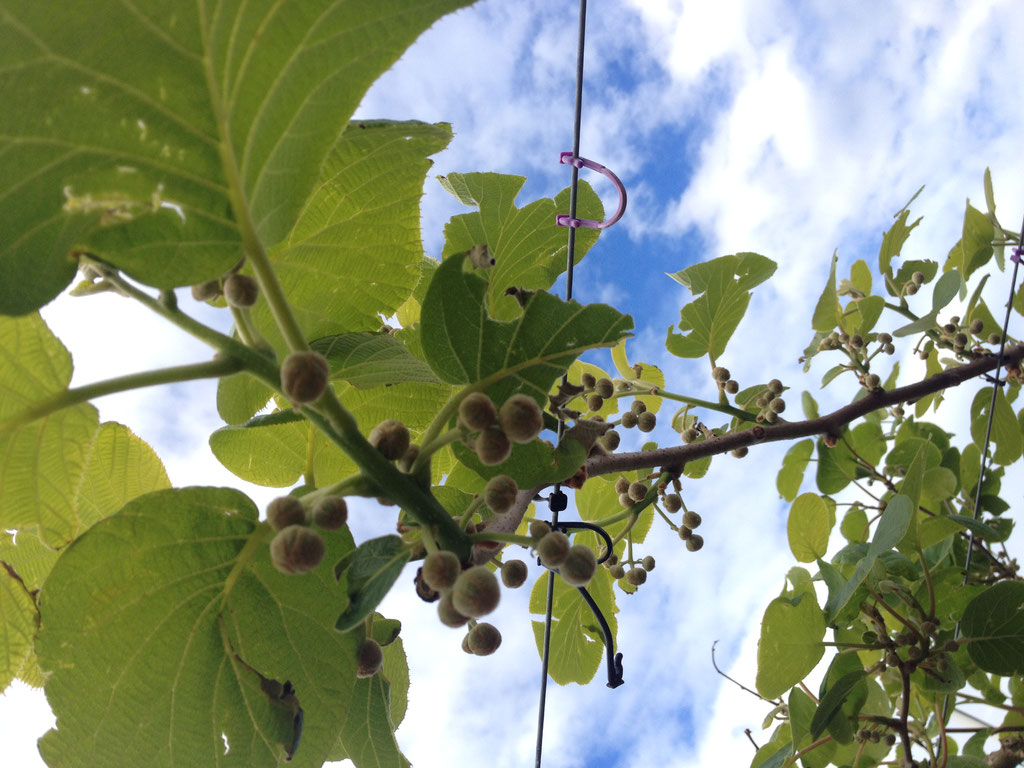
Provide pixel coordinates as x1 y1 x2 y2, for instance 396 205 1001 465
536 1 588 765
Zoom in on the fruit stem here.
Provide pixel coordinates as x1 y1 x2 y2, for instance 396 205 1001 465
458 495 486 528
629 378 755 422
301 474 376 506
467 532 533 548
417 427 466 468
0 356 245 436
413 385 480 475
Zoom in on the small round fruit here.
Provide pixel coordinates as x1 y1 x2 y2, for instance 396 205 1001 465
731 447 749 458
312 495 348 530
614 476 630 495
663 493 682 513
422 551 462 591
355 638 383 678
683 510 702 529
451 566 501 618
769 398 785 413
712 366 730 382
223 273 259 307
191 279 221 302
586 394 604 412
536 531 570 568
559 545 597 587
610 564 626 579
601 430 621 451
682 427 699 443
369 419 410 461
767 379 784 395
437 591 470 628
459 392 497 430
267 496 307 531
529 520 551 541
476 427 512 465
628 481 648 502
865 373 881 389
911 271 925 285
725 379 739 395
398 444 420 473
501 559 528 588
281 351 330 404
484 475 518 514
636 411 656 432
467 622 502 656
630 400 647 415
270 525 325 574
594 378 614 399
641 555 656 572
686 534 704 552
620 411 638 429
625 567 647 586
581 372 597 389
618 493 633 508
461 634 473 654
498 394 544 443
678 526 693 540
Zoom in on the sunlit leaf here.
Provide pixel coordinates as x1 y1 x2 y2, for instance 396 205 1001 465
961 581 1024 676
756 592 826 699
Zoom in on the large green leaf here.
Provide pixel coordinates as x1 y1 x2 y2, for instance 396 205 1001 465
529 567 618 685
777 439 813 501
420 252 633 404
811 252 841 333
438 173 604 322
311 332 442 389
36 487 406 768
0 560 38 691
665 252 776 361
961 581 1024 676
970 387 1022 466
755 592 826 700
0 2 469 315
878 207 922 293
334 536 411 633
787 493 833 563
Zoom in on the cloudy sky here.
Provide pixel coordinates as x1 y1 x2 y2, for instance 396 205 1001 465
4 0 1024 766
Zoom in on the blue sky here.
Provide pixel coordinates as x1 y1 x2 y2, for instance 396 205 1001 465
4 1 1024 767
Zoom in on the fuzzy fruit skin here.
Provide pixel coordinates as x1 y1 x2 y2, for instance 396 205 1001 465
559 545 597 587
458 392 497 431
422 551 462 591
501 559 528 588
610 564 626 579
270 525 325 574
682 510 702 529
641 555 656 571
498 394 544 443
663 493 682 513
581 372 597 389
280 351 330 404
594 378 614 399
467 622 502 656
620 411 638 429
614 477 630 495
355 638 384 678
312 496 348 530
369 419 410 461
484 475 518 514
636 411 656 432
686 534 704 552
475 427 512 465
529 520 551 541
267 496 308 531
601 429 621 451
451 566 501 618
625 567 647 586
223 273 259 307
536 531 570 568
437 591 470 628
191 279 221 302
628 481 647 502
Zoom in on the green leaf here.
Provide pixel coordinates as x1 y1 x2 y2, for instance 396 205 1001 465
335 536 411 633
0 2 469 314
311 332 442 388
971 387 1022 465
840 507 869 544
777 439 813 501
851 295 885 336
453 437 587 495
961 581 1024 675
893 269 963 337
850 259 872 295
802 391 820 420
756 592 826 699
0 561 38 691
530 568 618 685
787 493 833 563
666 252 776 361
438 173 603 322
420 252 633 404
812 252 842 332
958 201 996 281
809 670 867 740
878 207 922 294
217 372 274 426
36 487 407 768
816 434 857 495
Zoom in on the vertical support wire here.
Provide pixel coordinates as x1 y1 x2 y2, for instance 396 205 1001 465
941 214 1022 723
536 1 588 766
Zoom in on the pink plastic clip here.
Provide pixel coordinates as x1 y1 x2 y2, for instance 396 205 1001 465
556 152 627 229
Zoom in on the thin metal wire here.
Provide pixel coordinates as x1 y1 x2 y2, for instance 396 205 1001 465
536 2 588 765
940 214 1023 723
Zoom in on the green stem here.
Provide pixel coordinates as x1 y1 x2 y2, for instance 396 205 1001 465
220 524 272 611
628 379 755 422
609 513 639 548
301 474 376 506
419 428 466 466
467 531 534 548
414 386 477 475
0 356 244 436
458 496 486 528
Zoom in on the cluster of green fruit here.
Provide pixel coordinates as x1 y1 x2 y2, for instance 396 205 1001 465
577 372 657 436
601 551 655 586
530 521 598 587
191 270 259 307
458 392 544 465
267 494 348 574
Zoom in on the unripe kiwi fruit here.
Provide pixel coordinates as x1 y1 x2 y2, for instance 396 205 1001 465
641 555 656 571
731 446 749 458
355 638 383 678
501 559 528 588
459 392 497 430
601 429 621 451
451 566 501 618
636 411 656 432
437 591 470 628
586 394 604 412
685 534 704 552
865 373 881 389
422 550 462 591
725 379 739 395
267 496 308 531
270 525 325 574
628 481 648 502
630 400 647 415
397 443 420 473
581 372 597 389
712 366 730 382
610 564 626 579
476 427 512 465
498 394 544 443
311 495 348 530
369 419 410 461
223 273 259 307
911 271 925 285
769 397 785 413
682 427 699 443
625 567 646 586
280 351 330 404
615 476 630 494
484 474 518 514
467 622 502 656
767 379 783 395
618 493 633 508
663 493 682 513
678 526 693 540
537 531 570 568
620 411 638 429
529 520 552 541
191 279 221 302
461 634 473 654
559 545 597 587
683 510 702 529
594 377 614 399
